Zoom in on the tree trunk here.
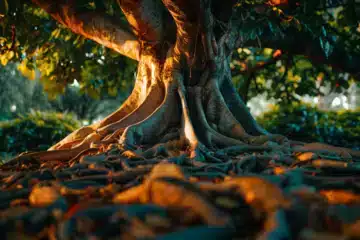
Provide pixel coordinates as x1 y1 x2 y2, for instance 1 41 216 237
47 37 277 157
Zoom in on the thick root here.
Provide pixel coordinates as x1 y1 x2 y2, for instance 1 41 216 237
119 81 179 147
48 125 98 150
113 163 232 226
221 74 268 136
48 55 163 151
299 142 360 159
190 86 245 148
97 83 165 136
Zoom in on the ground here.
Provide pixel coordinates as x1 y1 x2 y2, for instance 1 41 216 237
1 138 360 239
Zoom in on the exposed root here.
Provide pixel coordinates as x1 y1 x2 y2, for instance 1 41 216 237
54 139 83 150
113 163 232 226
8 79 358 177
177 78 201 149
97 83 165 136
20 70 358 173
140 139 185 158
219 77 290 146
48 55 163 151
102 128 126 142
221 72 268 136
299 142 360 160
68 147 100 164
48 125 97 150
1 146 87 170
119 81 178 147
190 86 245 148
205 78 250 141
159 128 181 143
95 75 144 129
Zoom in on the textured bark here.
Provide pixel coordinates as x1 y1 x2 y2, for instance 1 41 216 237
22 0 360 164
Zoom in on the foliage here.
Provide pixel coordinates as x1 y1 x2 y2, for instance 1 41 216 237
232 48 358 104
257 103 360 150
0 0 359 102
231 1 360 103
0 63 46 120
0 0 137 98
0 111 81 157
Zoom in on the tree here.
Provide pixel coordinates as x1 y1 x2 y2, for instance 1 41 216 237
1 0 360 164
0 63 51 120
0 64 33 120
0 64 131 123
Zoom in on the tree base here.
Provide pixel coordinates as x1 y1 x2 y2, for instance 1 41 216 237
4 70 359 167
3 62 360 168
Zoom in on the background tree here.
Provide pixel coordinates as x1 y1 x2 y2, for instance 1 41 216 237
231 48 359 105
0 64 133 123
0 64 36 120
229 2 360 105
1 0 360 163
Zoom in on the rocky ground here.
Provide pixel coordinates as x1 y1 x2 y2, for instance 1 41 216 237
1 144 360 239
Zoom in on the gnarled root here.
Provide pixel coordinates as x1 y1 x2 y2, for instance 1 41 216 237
113 163 232 226
119 80 179 147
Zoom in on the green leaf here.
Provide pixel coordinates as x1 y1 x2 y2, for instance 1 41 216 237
268 22 274 33
319 37 333 58
321 26 327 37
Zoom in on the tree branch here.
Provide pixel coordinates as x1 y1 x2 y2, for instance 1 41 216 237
31 0 140 61
237 50 283 75
232 26 360 79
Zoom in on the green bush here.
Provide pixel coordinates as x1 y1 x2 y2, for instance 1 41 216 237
0 111 81 159
256 103 360 150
